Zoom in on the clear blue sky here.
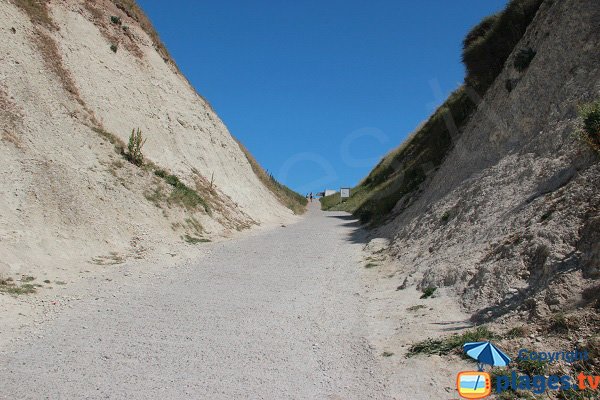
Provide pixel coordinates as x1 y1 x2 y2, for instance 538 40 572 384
137 0 507 194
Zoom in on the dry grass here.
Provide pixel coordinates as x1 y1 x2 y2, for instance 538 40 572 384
110 0 171 62
0 88 23 148
35 31 80 100
91 252 126 265
13 0 55 29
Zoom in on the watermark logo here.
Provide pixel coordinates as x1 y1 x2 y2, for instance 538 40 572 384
457 343 598 398
456 371 491 399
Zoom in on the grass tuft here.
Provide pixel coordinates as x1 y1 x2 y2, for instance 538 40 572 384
407 326 496 357
183 235 210 244
0 277 37 295
504 326 528 338
154 170 209 212
13 0 55 29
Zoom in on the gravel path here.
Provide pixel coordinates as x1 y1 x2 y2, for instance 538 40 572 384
0 204 392 399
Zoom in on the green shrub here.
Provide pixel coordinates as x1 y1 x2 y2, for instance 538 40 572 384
110 43 118 53
578 101 600 152
515 358 547 375
110 15 122 25
441 211 451 222
514 48 536 71
127 128 145 166
420 286 437 299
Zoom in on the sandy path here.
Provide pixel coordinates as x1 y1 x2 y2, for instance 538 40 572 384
0 203 392 399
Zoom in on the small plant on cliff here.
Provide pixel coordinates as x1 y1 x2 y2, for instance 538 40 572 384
154 170 209 212
420 286 437 299
514 47 536 72
110 15 122 25
110 43 118 53
127 128 146 166
578 101 600 153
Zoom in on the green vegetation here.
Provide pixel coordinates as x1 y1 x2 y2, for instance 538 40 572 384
578 100 600 153
234 139 307 214
441 211 451 223
110 15 122 25
110 44 118 53
321 0 543 225
126 128 145 166
364 262 378 269
407 326 496 357
463 0 544 93
505 326 528 338
420 286 437 299
547 312 577 334
92 125 210 215
0 277 37 295
322 86 475 224
183 235 210 244
515 358 547 375
154 169 209 212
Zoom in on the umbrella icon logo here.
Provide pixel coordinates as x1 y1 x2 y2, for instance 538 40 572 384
456 341 512 399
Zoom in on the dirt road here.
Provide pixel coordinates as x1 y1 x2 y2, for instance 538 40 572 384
0 204 393 399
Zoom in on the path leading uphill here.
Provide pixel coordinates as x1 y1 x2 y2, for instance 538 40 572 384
0 203 392 399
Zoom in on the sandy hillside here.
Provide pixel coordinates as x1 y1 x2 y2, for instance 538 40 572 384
0 0 300 285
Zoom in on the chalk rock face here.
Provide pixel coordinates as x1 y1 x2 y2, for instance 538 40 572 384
376 0 600 319
0 0 296 277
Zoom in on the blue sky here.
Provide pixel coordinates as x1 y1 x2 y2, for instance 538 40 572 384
137 0 507 194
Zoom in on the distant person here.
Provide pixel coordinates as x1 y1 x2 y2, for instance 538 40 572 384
309 192 313 203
